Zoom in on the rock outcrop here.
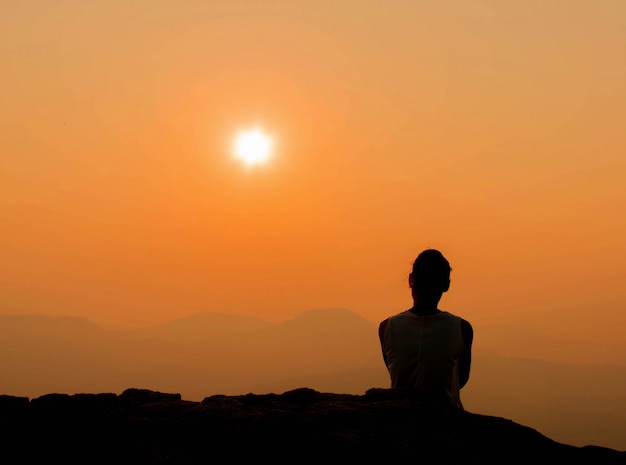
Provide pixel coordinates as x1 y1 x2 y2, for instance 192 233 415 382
2 387 624 464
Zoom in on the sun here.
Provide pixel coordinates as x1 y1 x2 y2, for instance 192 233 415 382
234 128 273 167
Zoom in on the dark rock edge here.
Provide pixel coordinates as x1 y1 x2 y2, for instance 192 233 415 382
1 387 624 464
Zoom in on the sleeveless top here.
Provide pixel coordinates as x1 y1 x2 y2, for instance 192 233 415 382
381 310 465 408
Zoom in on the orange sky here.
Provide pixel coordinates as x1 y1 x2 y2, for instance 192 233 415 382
1 1 625 341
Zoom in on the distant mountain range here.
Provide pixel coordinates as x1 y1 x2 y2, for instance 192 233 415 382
1 308 625 451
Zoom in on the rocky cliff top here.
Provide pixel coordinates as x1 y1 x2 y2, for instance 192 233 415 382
2 387 625 464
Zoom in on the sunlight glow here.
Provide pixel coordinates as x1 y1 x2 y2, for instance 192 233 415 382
234 129 273 166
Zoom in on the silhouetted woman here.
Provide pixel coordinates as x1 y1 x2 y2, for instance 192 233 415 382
378 249 473 409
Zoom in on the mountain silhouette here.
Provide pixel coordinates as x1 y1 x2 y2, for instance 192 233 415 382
1 309 625 451
137 311 273 340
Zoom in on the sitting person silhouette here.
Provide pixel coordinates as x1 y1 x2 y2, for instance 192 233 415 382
378 249 473 409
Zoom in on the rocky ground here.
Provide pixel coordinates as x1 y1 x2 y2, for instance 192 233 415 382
1 387 625 464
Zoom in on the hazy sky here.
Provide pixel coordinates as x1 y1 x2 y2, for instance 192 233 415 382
2 1 625 336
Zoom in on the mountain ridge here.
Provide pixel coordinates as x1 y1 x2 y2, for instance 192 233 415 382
1 310 626 451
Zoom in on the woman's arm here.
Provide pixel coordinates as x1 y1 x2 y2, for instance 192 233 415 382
378 318 390 368
459 318 474 388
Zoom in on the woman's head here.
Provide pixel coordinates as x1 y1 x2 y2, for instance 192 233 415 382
409 249 451 295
